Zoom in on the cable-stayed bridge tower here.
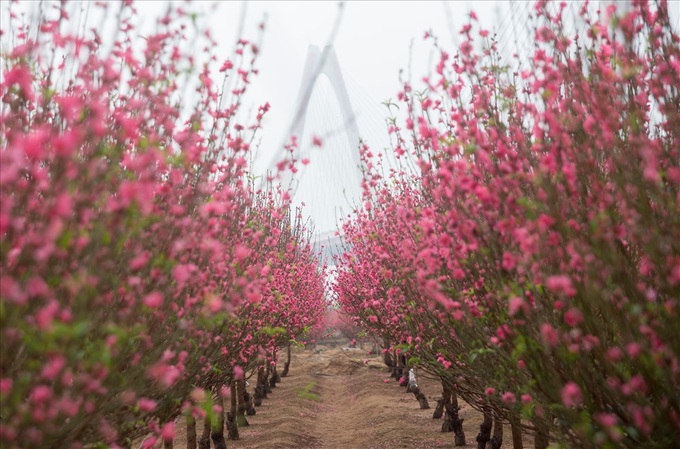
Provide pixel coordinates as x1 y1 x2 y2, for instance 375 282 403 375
264 45 366 266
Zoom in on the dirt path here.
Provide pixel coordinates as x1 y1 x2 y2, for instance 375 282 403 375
306 368 360 447
302 349 384 447
157 344 533 448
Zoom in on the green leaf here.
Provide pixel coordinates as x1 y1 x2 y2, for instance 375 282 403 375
464 144 477 155
297 382 320 401
57 229 74 250
260 326 287 337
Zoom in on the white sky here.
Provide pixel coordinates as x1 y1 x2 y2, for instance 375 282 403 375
133 1 512 233
3 1 679 235
178 1 510 168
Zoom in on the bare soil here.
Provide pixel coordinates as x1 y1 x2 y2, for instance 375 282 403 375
152 342 533 449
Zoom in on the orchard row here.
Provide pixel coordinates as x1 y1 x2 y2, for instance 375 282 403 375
334 2 679 449
2 1 679 449
1 3 326 448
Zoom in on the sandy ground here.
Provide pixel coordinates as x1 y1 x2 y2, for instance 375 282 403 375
153 341 534 449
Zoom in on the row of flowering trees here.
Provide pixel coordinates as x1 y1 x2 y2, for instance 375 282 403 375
336 1 679 448
0 2 326 448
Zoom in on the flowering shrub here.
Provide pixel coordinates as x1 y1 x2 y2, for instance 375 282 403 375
0 2 325 447
323 308 365 346
336 1 680 448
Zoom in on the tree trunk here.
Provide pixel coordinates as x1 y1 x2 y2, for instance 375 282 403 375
254 386 265 406
510 413 523 449
442 403 466 445
434 398 445 420
434 384 451 420
164 436 174 449
265 364 273 394
226 412 239 441
406 369 429 409
273 365 281 384
211 394 227 449
383 349 394 370
281 344 291 377
186 414 197 449
226 381 239 441
269 364 280 388
236 378 250 427
244 389 256 416
488 413 504 449
534 418 549 449
442 390 466 446
476 406 493 449
392 349 405 381
254 365 267 404
270 349 281 386
198 414 211 449
442 403 455 433
410 385 430 409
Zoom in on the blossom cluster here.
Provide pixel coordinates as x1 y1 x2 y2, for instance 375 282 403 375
0 2 326 447
335 2 679 447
